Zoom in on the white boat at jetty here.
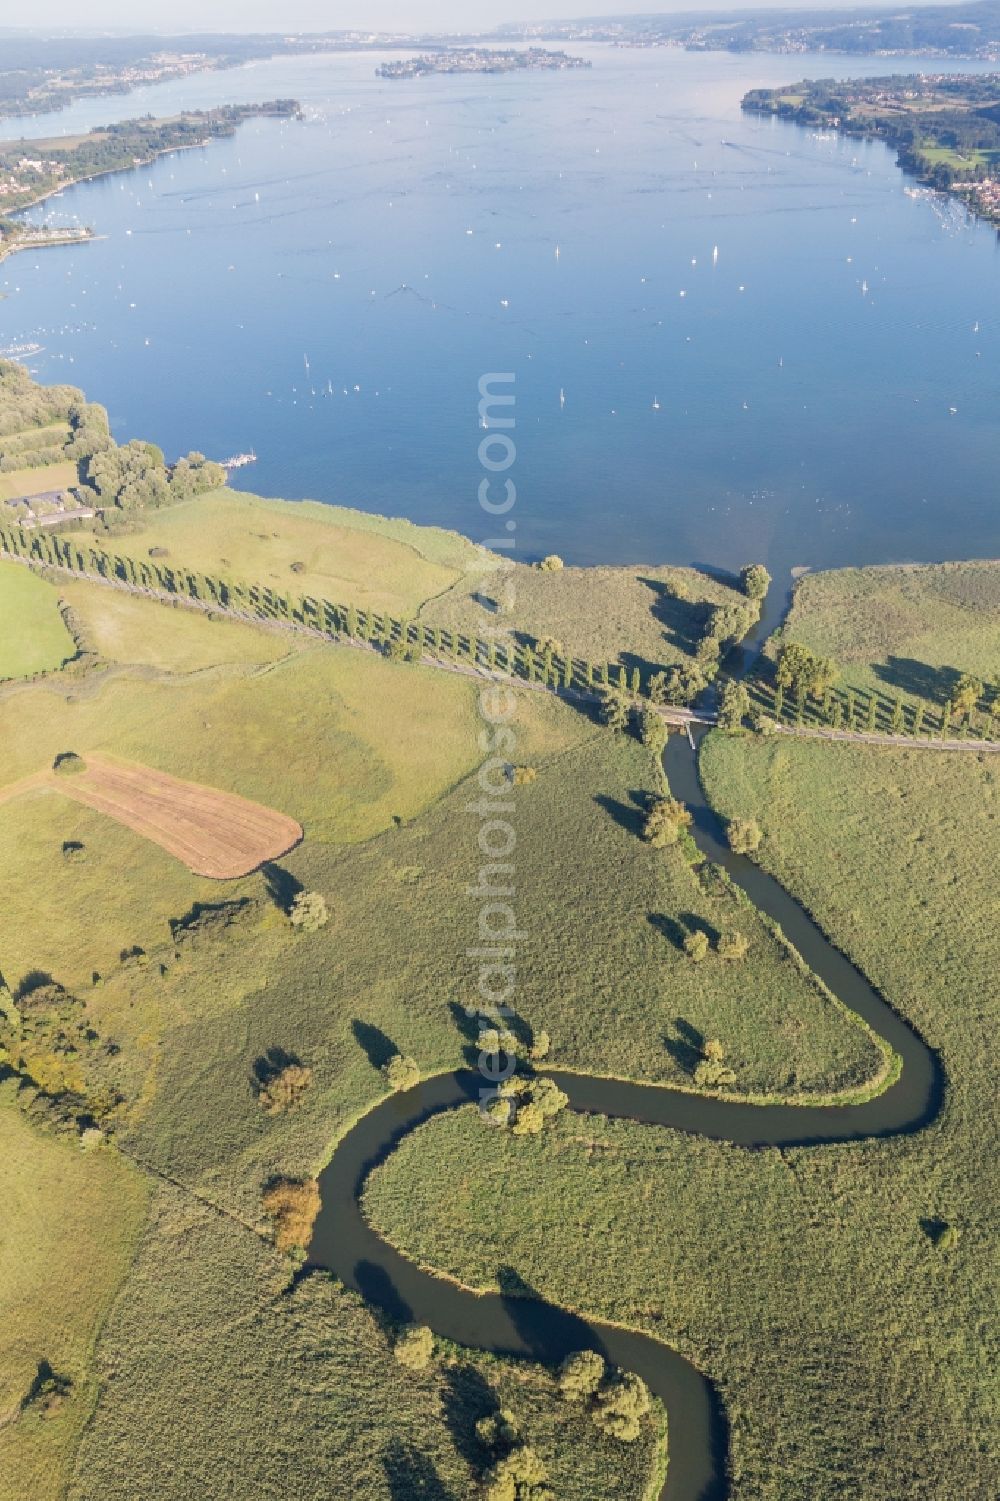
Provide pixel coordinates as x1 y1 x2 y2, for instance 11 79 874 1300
221 450 257 470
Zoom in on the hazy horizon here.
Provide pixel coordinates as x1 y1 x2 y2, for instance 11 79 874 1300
0 0 942 37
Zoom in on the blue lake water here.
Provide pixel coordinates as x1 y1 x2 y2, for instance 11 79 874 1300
3 45 999 577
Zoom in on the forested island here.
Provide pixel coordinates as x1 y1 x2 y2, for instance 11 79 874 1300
743 73 1000 220
377 48 591 79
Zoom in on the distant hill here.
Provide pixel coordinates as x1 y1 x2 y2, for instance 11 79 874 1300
504 3 1000 58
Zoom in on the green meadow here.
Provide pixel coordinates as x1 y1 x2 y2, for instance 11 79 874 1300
4 515 996 1501
778 560 1000 720
365 729 999 1499
0 562 75 680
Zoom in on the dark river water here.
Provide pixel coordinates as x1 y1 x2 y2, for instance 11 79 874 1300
3 45 1000 578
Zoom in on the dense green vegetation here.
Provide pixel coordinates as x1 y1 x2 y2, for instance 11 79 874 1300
365 730 999 1500
0 359 223 511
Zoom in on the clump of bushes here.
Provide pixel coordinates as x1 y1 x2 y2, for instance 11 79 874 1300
528 1029 550 1062
717 929 749 961
393 1323 434 1370
382 1053 420 1092
508 764 537 785
484 1074 568 1135
642 796 692 847
288 890 329 931
483 1444 553 1501
558 1349 605 1402
261 1178 320 1253
727 815 762 855
557 1351 651 1443
741 562 771 600
693 1038 736 1089
636 704 668 754
683 930 710 962
22 1362 73 1420
476 1407 521 1450
52 751 85 776
257 1060 313 1115
592 1370 652 1442
536 554 564 571
61 840 86 862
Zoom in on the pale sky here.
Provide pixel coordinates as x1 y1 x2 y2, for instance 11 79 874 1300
0 1 886 34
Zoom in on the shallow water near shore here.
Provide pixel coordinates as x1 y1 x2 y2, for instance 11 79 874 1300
3 45 1000 581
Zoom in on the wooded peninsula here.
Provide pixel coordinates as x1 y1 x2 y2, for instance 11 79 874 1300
0 101 300 260
743 73 1000 221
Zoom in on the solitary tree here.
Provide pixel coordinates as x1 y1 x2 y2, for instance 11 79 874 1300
718 681 751 733
642 797 692 847
693 1038 737 1089
289 891 329 931
599 689 630 734
683 930 710 962
382 1054 420 1092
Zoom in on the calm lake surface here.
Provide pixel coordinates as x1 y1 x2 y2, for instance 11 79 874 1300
3 45 999 577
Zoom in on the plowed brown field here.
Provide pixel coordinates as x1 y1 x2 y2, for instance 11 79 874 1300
49 754 302 878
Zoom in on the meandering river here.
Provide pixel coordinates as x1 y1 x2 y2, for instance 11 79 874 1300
0 43 963 1494
308 728 941 1500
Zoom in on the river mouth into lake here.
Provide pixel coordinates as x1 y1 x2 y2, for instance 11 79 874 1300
4 44 1000 583
0 42 962 1496
308 729 941 1501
